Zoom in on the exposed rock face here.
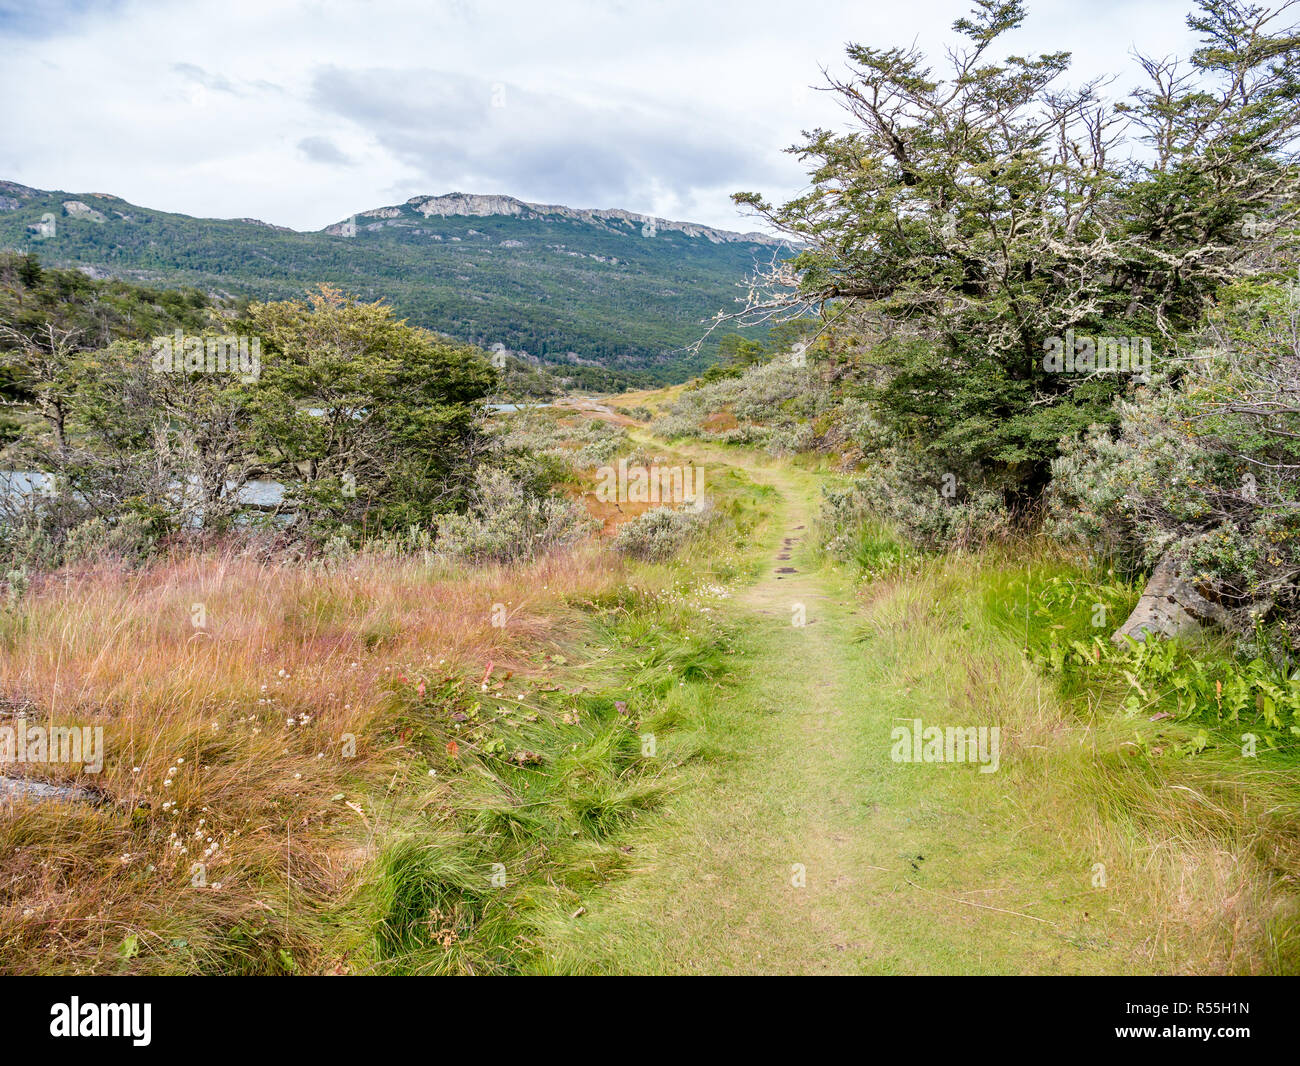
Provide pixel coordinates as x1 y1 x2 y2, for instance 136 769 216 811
1111 556 1230 644
62 200 107 223
385 191 784 245
0 180 37 200
409 192 526 220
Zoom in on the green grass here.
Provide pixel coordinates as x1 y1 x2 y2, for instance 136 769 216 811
983 557 1300 762
8 408 1296 974
330 581 749 974
335 439 1300 975
326 459 774 974
520 451 1300 972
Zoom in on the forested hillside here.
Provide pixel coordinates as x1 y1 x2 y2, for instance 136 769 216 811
0 183 787 384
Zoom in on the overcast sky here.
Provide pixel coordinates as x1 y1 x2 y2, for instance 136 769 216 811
0 0 1201 234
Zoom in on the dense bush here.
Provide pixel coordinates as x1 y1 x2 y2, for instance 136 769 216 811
733 0 1300 527
823 448 1014 554
0 510 158 585
435 469 593 564
1 285 499 550
247 287 496 535
1048 281 1300 632
612 505 713 561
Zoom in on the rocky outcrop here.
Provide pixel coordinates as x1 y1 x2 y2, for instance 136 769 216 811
0 180 37 201
62 200 107 223
230 217 293 232
391 191 785 245
1111 556 1230 644
408 192 527 220
0 776 102 805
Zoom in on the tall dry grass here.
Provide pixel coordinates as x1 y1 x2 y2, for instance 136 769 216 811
0 543 632 973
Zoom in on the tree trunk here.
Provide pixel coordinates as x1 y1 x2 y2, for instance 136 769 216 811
1111 555 1229 644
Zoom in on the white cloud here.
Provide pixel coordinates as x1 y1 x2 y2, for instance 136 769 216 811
0 0 1198 232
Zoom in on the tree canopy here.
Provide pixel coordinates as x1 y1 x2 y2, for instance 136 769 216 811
734 0 1300 506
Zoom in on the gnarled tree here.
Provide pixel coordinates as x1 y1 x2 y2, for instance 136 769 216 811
733 0 1300 512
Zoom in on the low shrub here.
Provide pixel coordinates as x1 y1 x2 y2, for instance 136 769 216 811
822 449 1014 555
653 358 862 458
436 470 594 564
612 505 712 562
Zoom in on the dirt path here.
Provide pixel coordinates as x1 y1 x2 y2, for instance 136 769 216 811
542 438 1145 975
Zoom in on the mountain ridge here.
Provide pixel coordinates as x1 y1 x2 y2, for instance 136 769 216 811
0 179 790 384
334 191 782 246
1 180 778 245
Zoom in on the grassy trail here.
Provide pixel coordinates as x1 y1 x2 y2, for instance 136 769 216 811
541 442 1165 975
2 407 1287 974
